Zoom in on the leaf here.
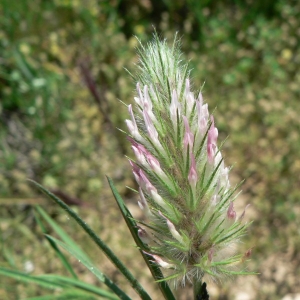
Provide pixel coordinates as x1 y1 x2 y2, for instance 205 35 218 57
26 292 97 300
45 235 127 300
38 274 119 299
107 176 176 300
34 207 78 279
34 205 91 264
29 180 149 300
0 267 67 290
0 267 117 299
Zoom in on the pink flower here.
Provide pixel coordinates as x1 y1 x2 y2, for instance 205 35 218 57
138 227 151 244
188 152 198 187
170 89 181 125
227 202 236 221
183 116 194 150
139 169 156 194
207 116 218 164
126 105 143 141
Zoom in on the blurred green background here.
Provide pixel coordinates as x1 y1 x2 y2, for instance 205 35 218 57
0 0 300 299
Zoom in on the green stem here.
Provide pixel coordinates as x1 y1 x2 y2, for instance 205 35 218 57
193 280 209 300
107 176 176 300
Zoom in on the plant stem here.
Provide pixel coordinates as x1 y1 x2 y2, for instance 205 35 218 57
193 280 209 300
107 176 176 300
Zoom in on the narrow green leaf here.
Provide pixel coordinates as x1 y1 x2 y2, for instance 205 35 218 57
26 290 97 300
29 180 147 300
38 274 119 300
26 295 60 300
0 267 67 290
34 205 91 264
218 268 259 276
34 207 78 279
107 176 176 300
45 235 125 300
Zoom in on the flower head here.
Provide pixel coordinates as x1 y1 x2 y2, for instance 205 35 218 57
125 34 253 286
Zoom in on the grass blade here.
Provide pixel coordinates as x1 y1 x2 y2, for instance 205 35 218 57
34 205 91 264
38 274 119 299
107 176 176 300
0 266 119 299
0 267 67 290
26 292 97 300
45 235 129 300
29 179 149 299
34 207 77 279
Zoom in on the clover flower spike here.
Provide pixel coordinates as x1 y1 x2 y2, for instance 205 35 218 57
125 34 253 286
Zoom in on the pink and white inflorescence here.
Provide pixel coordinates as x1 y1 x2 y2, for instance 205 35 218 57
125 35 252 286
